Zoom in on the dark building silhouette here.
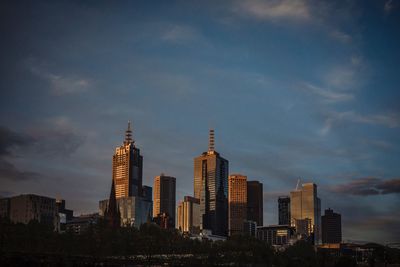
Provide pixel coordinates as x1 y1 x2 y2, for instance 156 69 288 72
278 196 290 225
247 181 263 226
194 129 229 236
104 180 121 228
322 208 342 244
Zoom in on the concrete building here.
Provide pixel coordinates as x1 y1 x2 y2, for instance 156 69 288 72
153 174 176 227
278 196 290 225
322 208 342 244
2 194 59 230
177 196 200 234
194 129 229 236
228 174 247 236
257 225 295 246
290 183 321 244
247 181 263 227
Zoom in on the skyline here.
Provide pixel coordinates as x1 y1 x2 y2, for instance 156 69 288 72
1 0 400 244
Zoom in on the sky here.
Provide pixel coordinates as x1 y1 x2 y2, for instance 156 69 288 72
0 0 399 244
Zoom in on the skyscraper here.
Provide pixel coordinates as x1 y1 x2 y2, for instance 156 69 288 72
113 122 143 198
194 129 229 236
100 122 152 228
322 208 342 244
290 183 321 244
228 174 247 236
153 174 176 227
278 196 290 225
177 196 200 234
247 181 263 226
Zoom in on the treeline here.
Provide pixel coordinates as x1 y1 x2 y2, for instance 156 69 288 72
0 217 399 266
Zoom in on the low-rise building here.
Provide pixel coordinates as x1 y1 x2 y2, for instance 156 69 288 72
257 225 295 246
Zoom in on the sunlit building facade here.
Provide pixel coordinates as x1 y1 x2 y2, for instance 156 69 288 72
290 183 321 244
177 196 200 234
153 174 176 227
194 129 229 236
228 174 247 236
112 122 143 198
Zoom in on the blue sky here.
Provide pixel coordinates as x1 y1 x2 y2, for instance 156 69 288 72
0 0 399 243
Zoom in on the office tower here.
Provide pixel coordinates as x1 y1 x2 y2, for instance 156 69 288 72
322 208 342 244
194 129 229 236
4 194 59 230
243 220 257 237
113 122 143 198
247 181 263 226
228 174 247 236
153 174 176 227
290 183 321 244
101 122 152 228
278 196 290 225
177 196 200 234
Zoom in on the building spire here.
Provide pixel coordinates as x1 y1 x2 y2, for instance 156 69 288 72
124 121 134 145
208 129 215 152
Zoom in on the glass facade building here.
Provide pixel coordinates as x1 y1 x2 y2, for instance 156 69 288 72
247 181 263 227
290 183 321 244
194 129 229 236
228 174 247 236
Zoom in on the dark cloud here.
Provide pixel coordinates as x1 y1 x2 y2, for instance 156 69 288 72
0 159 39 181
0 126 33 156
332 177 400 196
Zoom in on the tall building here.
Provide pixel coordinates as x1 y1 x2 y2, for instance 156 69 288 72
177 196 200 234
290 183 321 244
322 208 342 244
228 174 247 236
101 122 153 228
278 196 290 225
194 129 229 236
247 181 263 226
153 174 176 227
113 122 143 198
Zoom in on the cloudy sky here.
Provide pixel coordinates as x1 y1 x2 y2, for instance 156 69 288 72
1 0 399 243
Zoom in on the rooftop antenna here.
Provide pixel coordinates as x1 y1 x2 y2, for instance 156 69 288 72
295 178 301 191
208 129 215 152
124 121 134 145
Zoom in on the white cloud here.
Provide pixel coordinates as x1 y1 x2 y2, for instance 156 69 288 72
330 30 352 44
28 60 92 95
161 25 201 44
234 0 310 22
320 111 400 135
303 83 354 103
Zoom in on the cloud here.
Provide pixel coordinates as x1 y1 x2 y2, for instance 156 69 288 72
29 117 86 157
384 0 394 13
28 60 93 95
332 177 400 196
0 126 33 156
0 160 39 181
330 30 352 44
233 0 310 22
320 111 400 135
302 83 354 103
161 25 202 44
0 126 38 181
